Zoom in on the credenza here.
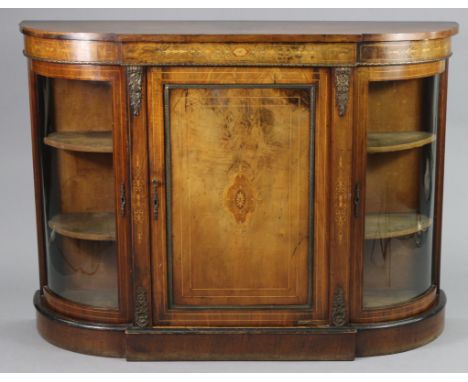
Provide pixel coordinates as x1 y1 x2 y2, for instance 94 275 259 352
21 20 458 360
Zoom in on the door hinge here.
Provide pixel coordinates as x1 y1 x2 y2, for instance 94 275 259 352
152 179 161 220
120 183 126 217
353 183 361 218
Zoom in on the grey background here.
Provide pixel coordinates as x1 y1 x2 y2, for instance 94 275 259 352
0 8 467 372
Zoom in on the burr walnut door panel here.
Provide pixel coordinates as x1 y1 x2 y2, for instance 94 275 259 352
148 68 329 325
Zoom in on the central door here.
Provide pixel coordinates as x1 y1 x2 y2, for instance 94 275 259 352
148 67 329 326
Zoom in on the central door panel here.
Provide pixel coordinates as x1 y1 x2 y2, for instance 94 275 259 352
148 67 329 325
168 85 313 307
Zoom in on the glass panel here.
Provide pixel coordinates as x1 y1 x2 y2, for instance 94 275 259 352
166 85 314 307
38 76 118 308
364 76 439 309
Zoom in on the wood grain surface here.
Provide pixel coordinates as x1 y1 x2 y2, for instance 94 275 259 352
168 85 312 307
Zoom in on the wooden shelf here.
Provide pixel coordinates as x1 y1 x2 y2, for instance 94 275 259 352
43 132 113 153
59 289 118 309
365 213 432 240
364 289 422 309
367 132 436 153
48 212 116 241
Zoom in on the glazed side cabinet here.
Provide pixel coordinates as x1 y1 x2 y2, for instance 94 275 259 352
21 21 458 360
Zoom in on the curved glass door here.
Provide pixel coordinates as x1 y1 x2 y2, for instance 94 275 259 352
38 75 118 309
363 74 439 309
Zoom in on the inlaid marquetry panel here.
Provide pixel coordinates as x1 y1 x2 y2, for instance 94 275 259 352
24 35 121 64
165 85 315 307
359 38 451 65
123 42 356 66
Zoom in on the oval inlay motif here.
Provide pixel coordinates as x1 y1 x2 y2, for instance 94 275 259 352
225 174 255 223
232 47 248 57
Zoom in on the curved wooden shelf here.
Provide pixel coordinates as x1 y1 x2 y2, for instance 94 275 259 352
48 212 116 241
367 132 436 154
365 213 432 240
364 289 423 309
44 132 113 153
54 289 118 310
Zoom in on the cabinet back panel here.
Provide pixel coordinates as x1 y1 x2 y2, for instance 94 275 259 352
54 151 115 213
51 78 113 133
366 79 424 213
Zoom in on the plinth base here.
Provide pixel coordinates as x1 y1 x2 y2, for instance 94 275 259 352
34 290 446 360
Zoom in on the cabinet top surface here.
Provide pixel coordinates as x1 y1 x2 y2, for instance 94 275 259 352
20 20 458 43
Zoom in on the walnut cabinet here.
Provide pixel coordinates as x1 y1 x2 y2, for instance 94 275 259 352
21 21 458 360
